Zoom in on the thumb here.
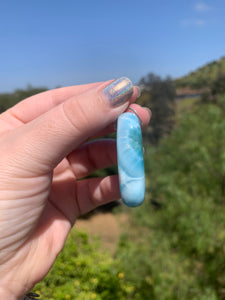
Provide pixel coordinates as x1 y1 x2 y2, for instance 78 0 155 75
12 77 135 173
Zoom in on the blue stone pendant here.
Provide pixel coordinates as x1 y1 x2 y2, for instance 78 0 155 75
117 112 145 207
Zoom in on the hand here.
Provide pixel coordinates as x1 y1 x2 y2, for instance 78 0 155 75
0 77 150 299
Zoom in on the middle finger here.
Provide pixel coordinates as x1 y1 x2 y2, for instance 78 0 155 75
67 139 117 179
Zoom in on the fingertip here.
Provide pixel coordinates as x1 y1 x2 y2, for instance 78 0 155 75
126 104 151 127
128 86 141 104
135 86 142 98
144 107 152 120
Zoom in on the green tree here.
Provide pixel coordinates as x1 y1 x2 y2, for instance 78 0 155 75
211 74 225 97
201 74 225 104
139 73 176 144
0 85 47 113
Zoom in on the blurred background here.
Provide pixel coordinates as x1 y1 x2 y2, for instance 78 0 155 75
1 0 225 299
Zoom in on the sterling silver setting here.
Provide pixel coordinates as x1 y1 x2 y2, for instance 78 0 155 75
127 107 144 128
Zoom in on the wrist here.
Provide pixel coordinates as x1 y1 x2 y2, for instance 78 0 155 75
0 286 24 300
0 264 33 300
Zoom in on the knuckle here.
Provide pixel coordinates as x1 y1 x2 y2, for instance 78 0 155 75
62 98 89 134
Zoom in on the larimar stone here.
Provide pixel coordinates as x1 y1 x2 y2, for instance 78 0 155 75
117 112 145 207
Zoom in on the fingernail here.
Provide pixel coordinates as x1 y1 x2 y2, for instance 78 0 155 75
102 77 133 107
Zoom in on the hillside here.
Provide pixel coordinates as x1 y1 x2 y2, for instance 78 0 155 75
175 56 225 89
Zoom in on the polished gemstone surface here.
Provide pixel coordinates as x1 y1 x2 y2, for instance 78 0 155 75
117 112 145 207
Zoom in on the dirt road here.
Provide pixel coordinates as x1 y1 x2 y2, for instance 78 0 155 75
75 213 128 254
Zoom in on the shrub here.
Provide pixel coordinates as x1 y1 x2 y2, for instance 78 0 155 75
33 230 134 300
115 98 225 299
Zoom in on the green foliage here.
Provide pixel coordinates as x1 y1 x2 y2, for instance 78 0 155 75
0 85 47 112
201 73 225 104
211 74 225 97
175 56 225 89
33 230 133 300
158 101 225 203
116 96 225 299
176 96 200 115
139 73 176 144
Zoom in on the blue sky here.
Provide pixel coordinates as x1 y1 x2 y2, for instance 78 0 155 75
1 0 225 92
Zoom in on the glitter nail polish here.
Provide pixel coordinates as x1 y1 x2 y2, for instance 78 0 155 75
102 77 133 107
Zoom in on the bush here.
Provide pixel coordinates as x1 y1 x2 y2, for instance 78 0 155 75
33 230 134 300
115 97 225 299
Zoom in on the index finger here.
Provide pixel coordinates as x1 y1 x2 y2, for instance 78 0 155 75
1 81 105 125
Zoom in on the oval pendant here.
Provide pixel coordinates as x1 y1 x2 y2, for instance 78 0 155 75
117 112 145 207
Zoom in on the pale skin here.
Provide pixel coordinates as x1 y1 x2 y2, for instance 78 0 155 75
0 79 150 299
